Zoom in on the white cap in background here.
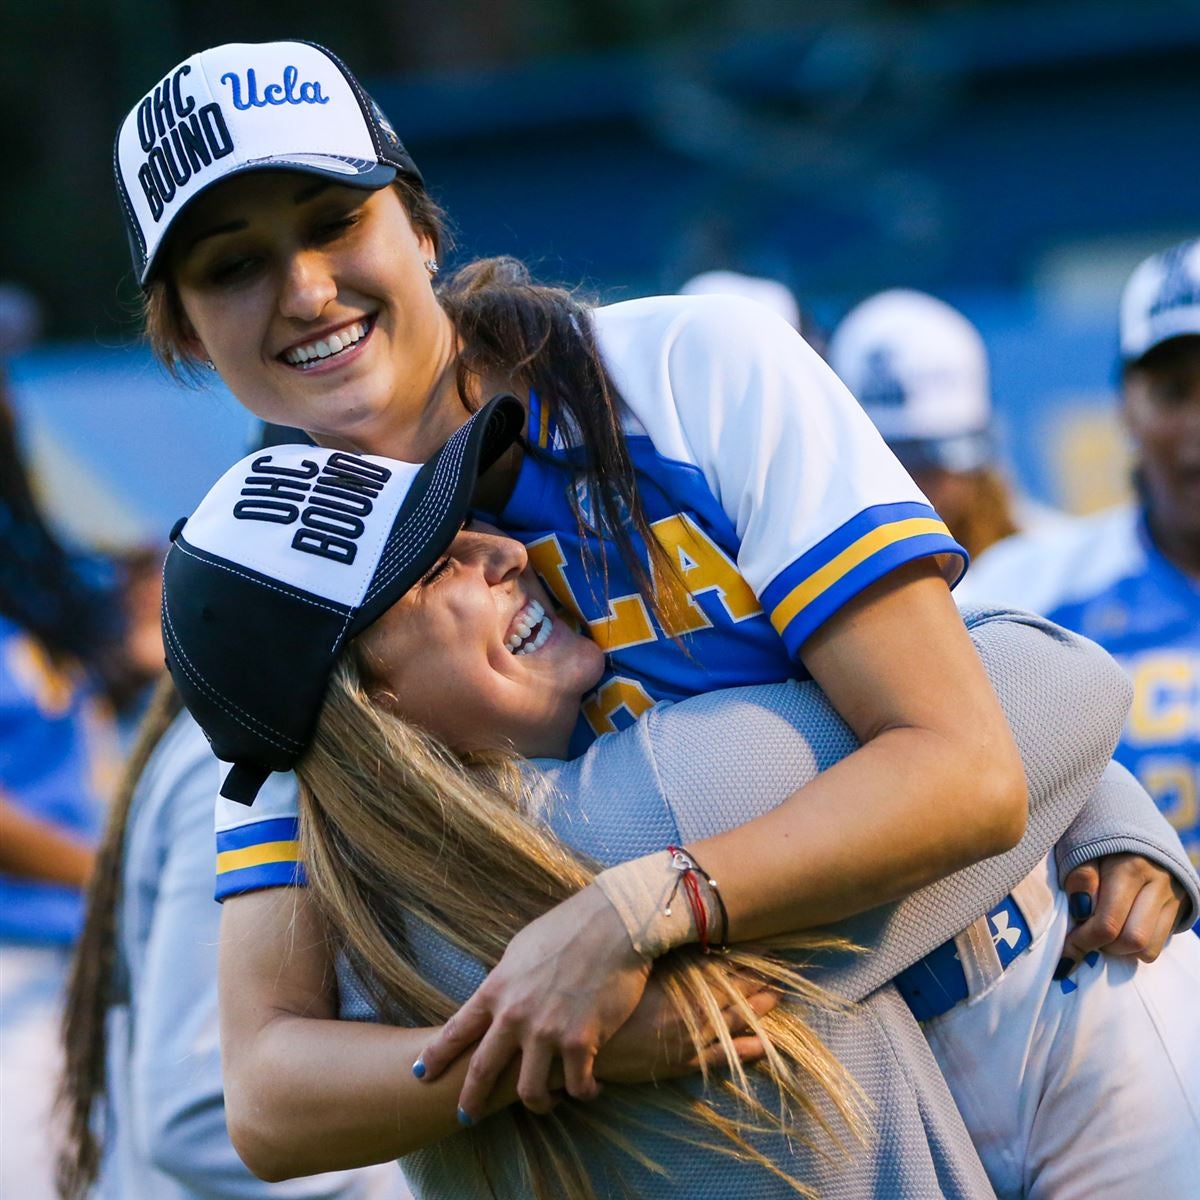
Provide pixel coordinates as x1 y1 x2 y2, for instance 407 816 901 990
828 289 993 473
680 271 802 330
1119 238 1200 365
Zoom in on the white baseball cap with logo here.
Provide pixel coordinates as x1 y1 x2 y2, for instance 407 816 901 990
1119 239 1200 365
114 40 422 284
828 289 993 474
679 271 802 330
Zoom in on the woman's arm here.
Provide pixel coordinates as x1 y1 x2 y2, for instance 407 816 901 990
133 726 393 1197
0 791 93 886
220 888 769 1180
220 888 491 1179
693 560 1027 934
419 561 1029 1114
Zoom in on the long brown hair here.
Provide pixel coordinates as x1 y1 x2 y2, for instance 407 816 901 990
296 656 868 1199
142 178 678 625
56 676 184 1199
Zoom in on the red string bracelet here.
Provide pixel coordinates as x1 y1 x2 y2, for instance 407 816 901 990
665 845 727 954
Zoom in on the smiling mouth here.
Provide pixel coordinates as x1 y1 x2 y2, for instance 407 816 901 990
281 317 373 368
507 598 554 655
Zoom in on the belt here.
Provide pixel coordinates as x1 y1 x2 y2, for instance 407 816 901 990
894 893 1033 1022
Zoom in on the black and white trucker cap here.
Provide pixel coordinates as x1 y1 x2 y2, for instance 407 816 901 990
163 396 524 805
115 40 421 284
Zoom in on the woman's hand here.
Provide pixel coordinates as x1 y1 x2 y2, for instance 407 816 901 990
416 884 651 1121
1058 854 1188 976
596 969 777 1085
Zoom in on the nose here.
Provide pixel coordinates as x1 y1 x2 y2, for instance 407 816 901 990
278 249 337 322
475 530 529 587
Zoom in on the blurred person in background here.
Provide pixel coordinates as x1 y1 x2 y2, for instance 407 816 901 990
0 285 120 1200
679 269 827 355
964 240 1200 907
56 674 409 1200
828 289 1057 561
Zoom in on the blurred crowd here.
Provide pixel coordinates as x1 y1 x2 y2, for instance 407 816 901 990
2 232 1198 1198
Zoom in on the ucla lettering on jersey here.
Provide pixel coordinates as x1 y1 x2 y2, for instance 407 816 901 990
497 297 964 748
216 295 966 886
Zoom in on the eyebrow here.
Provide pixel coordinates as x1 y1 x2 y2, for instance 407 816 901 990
183 181 335 254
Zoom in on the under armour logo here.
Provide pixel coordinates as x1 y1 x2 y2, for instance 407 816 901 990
990 910 1021 951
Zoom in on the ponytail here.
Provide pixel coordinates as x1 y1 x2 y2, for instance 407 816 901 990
56 676 183 1199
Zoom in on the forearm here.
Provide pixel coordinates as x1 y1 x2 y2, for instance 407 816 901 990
690 721 1023 940
228 1013 518 1179
0 796 94 886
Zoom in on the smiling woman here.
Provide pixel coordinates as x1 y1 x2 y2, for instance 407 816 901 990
101 37 1200 1200
160 176 456 451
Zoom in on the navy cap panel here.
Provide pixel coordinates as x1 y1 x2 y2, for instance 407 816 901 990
162 538 348 775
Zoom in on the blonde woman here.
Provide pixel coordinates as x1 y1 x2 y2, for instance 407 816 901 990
160 425 1199 1199
114 43 1192 1195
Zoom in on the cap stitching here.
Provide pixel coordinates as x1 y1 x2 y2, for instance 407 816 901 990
365 445 456 583
172 539 349 617
366 437 460 588
307 41 384 161
363 430 467 602
113 136 146 265
366 416 471 582
162 601 303 751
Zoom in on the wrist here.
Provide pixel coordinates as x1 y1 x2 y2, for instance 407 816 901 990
593 850 718 960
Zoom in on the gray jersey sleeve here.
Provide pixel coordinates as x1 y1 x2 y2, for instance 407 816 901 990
642 606 1135 1001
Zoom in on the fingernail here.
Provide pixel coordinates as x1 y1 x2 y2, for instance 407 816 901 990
457 1107 473 1127
1068 892 1093 921
411 1059 426 1080
1052 956 1075 982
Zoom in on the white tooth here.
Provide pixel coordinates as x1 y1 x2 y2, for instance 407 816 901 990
506 633 521 650
297 347 311 363
315 340 331 358
515 620 532 637
327 334 342 354
532 618 553 649
528 600 544 620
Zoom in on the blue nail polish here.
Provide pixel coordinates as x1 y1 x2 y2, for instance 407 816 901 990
1052 956 1074 982
411 1059 426 1080
457 1107 473 1127
1068 892 1093 921
1085 950 1100 969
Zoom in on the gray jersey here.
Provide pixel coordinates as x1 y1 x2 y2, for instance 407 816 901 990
339 607 1198 1199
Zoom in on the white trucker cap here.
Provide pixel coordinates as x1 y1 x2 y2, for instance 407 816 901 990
680 271 802 330
114 40 421 284
1119 239 1200 365
829 289 993 473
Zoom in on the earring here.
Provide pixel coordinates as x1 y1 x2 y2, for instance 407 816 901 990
424 259 439 277
205 359 217 371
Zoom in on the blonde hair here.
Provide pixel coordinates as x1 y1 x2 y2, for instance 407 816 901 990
295 657 870 1198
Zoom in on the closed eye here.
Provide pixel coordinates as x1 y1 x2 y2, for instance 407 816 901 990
419 557 453 586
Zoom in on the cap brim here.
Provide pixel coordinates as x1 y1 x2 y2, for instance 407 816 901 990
1122 330 1200 369
890 430 993 475
139 156 397 285
347 395 525 638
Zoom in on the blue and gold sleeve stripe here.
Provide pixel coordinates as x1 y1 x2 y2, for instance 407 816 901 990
214 816 306 901
761 501 968 658
526 389 559 451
